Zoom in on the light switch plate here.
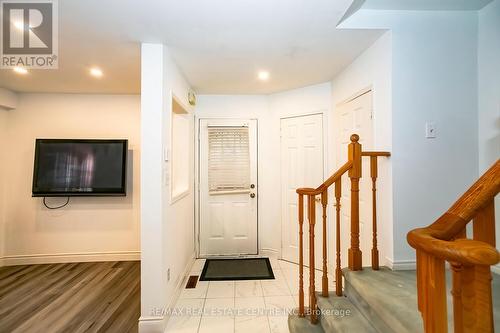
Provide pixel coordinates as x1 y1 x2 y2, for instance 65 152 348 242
163 147 170 161
425 122 436 138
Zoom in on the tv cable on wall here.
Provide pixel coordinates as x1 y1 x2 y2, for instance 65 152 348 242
43 197 70 210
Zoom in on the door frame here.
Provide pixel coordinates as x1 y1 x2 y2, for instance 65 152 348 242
279 111 329 265
195 117 259 258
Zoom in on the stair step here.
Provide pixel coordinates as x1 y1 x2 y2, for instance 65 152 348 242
343 267 423 333
288 313 325 333
289 267 499 332
288 294 376 333
317 292 377 333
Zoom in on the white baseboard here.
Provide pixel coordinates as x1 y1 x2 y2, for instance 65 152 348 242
386 257 416 271
260 248 280 259
1 251 140 266
137 316 166 333
139 317 165 333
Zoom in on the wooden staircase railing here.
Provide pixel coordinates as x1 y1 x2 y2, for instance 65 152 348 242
296 134 390 323
408 160 500 333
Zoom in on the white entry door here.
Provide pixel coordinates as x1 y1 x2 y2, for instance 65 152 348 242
199 119 258 256
335 90 374 267
281 114 324 267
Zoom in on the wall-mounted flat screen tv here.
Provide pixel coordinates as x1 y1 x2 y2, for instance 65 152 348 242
32 139 128 197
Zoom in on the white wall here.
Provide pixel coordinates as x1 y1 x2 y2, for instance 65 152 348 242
0 94 141 266
140 44 196 333
0 109 8 264
195 83 332 258
341 10 480 266
0 88 18 110
162 46 196 316
478 0 500 256
331 31 394 267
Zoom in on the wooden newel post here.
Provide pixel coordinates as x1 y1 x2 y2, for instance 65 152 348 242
348 134 362 271
298 194 305 317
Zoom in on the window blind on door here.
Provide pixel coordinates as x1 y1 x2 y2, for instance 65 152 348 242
208 126 250 194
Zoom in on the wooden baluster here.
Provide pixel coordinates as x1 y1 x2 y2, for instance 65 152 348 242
348 134 362 271
321 191 328 297
461 264 495 332
450 229 466 333
334 179 342 296
370 156 379 270
471 200 496 332
473 265 494 332
298 194 305 317
308 195 318 324
416 250 447 333
450 262 464 333
473 199 496 246
461 264 476 331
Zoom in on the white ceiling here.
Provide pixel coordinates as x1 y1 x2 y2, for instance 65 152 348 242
362 0 493 10
0 0 385 95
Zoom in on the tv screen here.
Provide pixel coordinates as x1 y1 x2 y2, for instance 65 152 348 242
32 139 128 197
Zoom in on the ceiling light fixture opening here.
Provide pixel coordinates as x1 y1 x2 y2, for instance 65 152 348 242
13 21 24 30
258 70 270 81
13 67 28 74
90 67 103 78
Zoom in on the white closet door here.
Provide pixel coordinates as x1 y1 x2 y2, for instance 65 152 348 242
281 113 324 268
336 90 374 267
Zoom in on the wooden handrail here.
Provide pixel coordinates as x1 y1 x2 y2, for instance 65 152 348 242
296 161 353 195
408 230 499 265
361 151 391 157
408 160 500 259
408 159 500 333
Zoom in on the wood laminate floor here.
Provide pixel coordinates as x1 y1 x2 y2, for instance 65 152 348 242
0 261 140 333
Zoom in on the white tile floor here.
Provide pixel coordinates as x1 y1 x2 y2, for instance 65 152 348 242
165 258 335 333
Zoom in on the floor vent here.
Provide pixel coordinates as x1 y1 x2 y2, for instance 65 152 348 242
185 275 198 289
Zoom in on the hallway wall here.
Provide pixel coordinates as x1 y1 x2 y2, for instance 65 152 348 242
0 108 8 264
478 0 500 268
0 94 140 266
331 31 393 268
340 9 480 265
140 44 196 333
196 83 332 258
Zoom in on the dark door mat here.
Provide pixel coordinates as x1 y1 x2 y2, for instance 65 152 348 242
199 258 275 281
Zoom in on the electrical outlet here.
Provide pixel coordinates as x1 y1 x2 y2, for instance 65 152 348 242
167 268 171 282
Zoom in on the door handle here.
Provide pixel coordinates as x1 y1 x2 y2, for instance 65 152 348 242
250 193 256 198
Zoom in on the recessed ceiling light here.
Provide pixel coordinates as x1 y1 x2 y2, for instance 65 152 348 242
258 70 270 81
13 67 28 74
90 67 103 78
13 21 24 30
